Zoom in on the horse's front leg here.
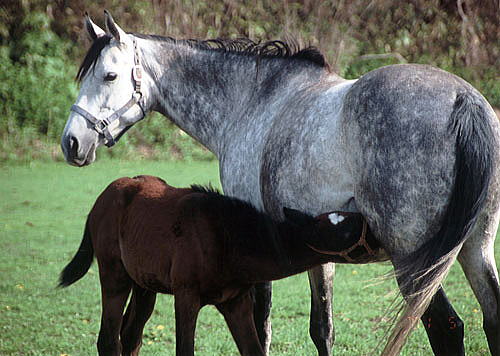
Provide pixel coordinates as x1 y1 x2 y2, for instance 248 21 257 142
308 263 335 356
174 289 201 356
253 282 273 354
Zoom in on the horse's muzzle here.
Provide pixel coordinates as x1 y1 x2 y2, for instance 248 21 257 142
61 135 95 167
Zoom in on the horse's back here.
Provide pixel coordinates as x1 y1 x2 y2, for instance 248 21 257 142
88 175 182 254
342 64 500 254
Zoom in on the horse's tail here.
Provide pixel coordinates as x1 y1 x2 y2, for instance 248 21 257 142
383 92 498 356
58 217 94 288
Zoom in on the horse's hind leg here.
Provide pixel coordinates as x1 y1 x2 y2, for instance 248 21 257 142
307 263 335 356
120 284 157 356
458 205 500 356
421 287 465 356
97 260 132 356
216 291 265 356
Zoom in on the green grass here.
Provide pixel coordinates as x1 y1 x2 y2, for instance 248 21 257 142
0 160 496 355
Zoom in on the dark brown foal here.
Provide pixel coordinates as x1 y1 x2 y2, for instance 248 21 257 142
59 175 383 356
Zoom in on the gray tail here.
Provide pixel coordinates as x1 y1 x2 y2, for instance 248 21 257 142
58 218 94 288
383 92 497 355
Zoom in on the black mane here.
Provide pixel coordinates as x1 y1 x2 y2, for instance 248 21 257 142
76 34 112 82
76 33 330 82
189 184 271 225
134 33 330 69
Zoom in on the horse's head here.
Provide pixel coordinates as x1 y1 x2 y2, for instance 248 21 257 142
61 11 149 166
283 208 375 254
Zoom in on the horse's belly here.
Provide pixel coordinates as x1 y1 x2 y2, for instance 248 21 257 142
260 81 356 217
261 161 356 218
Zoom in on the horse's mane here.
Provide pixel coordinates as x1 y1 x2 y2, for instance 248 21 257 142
76 32 329 82
135 33 329 69
189 184 273 227
189 184 289 258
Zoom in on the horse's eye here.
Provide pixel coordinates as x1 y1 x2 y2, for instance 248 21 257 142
104 72 117 82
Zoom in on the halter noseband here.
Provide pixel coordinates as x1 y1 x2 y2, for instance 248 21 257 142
71 38 145 147
307 219 376 263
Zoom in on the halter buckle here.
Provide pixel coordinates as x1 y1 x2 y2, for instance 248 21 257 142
95 119 110 134
132 65 142 82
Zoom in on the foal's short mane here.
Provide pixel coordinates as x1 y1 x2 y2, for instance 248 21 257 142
76 32 330 82
189 184 290 261
189 184 272 225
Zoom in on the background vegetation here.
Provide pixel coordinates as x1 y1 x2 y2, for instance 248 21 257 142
0 0 499 162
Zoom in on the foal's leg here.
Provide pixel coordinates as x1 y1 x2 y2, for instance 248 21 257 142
120 285 157 356
421 287 464 356
97 261 132 356
307 263 335 356
216 291 265 356
458 206 500 356
253 282 273 354
174 289 201 356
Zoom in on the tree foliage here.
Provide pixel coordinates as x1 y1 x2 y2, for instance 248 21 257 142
1 0 498 161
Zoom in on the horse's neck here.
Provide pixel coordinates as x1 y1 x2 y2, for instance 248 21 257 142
243 222 331 282
139 37 327 157
275 223 332 276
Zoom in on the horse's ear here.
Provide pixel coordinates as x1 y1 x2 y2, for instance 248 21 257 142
283 207 313 225
104 10 127 43
84 12 105 41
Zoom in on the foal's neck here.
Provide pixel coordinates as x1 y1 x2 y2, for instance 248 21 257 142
241 222 332 283
137 36 328 157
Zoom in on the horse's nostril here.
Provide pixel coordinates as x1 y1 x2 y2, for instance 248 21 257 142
69 136 79 158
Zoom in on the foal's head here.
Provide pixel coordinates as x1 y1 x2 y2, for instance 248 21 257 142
61 12 150 166
283 208 371 252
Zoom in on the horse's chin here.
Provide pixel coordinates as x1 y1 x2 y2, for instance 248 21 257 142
68 143 96 167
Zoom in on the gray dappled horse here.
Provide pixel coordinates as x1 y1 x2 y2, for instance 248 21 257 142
60 11 500 356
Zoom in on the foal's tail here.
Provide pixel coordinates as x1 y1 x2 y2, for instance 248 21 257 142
58 218 94 287
383 92 498 356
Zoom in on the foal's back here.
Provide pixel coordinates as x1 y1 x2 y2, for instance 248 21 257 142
90 175 201 293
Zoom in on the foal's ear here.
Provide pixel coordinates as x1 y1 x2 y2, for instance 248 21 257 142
283 207 313 225
104 10 127 43
84 12 105 41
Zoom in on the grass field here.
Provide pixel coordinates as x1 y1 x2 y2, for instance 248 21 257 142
0 159 497 355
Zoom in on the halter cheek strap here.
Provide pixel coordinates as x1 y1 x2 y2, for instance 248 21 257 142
70 38 145 148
